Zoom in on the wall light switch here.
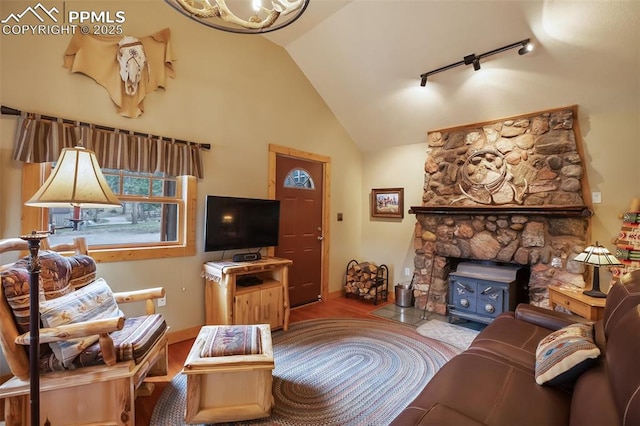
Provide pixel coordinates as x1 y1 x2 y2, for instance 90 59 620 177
592 192 602 204
404 267 411 276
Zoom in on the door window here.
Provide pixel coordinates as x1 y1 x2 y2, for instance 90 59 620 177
283 168 315 190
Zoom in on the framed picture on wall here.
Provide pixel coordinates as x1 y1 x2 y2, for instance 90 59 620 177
371 188 404 219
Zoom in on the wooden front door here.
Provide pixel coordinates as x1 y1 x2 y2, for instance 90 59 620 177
275 155 324 307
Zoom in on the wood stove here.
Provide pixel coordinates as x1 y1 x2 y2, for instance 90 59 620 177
448 262 529 324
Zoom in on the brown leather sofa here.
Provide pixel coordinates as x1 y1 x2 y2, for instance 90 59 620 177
391 270 640 426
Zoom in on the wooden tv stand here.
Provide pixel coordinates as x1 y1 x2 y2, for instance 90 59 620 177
202 257 293 331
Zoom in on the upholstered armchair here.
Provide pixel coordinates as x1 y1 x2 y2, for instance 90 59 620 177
0 237 168 426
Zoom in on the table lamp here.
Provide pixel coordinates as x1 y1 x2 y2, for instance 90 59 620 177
573 242 623 298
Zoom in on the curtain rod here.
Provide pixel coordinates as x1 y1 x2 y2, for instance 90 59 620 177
1 105 211 151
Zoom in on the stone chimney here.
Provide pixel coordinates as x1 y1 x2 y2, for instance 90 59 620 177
411 106 592 315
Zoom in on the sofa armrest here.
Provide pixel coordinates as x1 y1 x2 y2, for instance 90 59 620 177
514 303 590 330
114 287 165 315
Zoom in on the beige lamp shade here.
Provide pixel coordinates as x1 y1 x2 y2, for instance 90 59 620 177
25 147 121 209
573 242 623 266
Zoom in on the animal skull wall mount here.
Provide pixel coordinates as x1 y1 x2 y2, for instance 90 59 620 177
117 36 149 96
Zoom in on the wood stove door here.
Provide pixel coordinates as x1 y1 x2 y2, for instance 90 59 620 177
450 279 477 315
478 283 505 319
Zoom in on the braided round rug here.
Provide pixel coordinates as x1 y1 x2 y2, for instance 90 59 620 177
150 318 460 426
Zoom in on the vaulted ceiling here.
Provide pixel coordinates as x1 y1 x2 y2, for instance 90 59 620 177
265 0 640 152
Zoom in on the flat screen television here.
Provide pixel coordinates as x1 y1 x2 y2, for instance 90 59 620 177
204 195 280 252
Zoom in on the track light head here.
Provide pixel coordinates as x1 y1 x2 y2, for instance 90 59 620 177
420 74 427 86
463 54 476 65
518 40 533 55
463 54 481 71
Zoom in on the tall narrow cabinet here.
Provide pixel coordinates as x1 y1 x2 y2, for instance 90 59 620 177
202 257 292 331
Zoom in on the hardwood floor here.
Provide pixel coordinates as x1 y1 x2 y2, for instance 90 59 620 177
135 296 392 425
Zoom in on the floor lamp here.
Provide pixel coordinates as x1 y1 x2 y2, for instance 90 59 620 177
23 146 121 426
573 242 623 298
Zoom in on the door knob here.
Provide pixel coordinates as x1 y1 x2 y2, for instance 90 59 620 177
317 235 324 241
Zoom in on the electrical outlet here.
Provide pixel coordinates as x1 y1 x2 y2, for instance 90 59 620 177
592 192 602 204
404 267 412 276
158 296 166 307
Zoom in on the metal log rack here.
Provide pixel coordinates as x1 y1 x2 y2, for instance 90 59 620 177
344 259 389 305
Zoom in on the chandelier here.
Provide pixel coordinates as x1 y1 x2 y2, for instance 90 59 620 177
165 0 310 34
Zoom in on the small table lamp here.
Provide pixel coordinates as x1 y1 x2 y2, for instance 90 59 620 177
573 242 623 298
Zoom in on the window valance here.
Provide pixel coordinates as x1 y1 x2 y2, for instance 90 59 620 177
11 113 204 178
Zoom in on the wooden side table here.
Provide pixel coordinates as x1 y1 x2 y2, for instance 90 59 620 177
548 285 606 320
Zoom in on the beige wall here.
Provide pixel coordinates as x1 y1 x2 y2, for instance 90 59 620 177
580 110 640 289
0 0 363 368
360 143 425 288
579 111 640 243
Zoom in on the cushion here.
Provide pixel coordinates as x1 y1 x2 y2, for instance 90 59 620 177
38 314 168 373
1 251 74 334
72 314 167 368
13 251 73 298
39 278 122 367
66 255 97 290
535 322 600 386
110 314 167 363
1 267 36 334
199 325 263 357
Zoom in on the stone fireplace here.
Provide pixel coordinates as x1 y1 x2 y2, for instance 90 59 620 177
410 106 592 315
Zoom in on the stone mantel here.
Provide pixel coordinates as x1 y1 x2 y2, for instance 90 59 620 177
409 205 592 218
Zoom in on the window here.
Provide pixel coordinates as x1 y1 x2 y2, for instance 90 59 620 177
22 163 196 262
283 168 315 189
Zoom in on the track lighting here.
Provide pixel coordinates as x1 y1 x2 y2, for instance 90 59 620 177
419 38 532 85
463 54 481 71
518 40 533 55
463 54 476 66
